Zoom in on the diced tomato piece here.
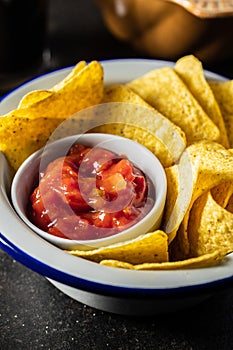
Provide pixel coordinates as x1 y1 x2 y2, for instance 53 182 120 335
100 159 135 182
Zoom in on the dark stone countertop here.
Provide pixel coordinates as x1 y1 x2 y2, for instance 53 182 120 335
1 1 233 349
1 248 233 350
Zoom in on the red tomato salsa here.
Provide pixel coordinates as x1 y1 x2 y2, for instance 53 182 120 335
29 144 155 240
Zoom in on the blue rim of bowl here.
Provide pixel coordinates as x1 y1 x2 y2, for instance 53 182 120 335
1 230 233 299
0 65 74 103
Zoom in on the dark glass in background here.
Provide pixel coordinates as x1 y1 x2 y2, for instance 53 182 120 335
0 0 48 94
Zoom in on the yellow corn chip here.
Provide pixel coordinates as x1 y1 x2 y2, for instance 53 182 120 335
0 114 64 170
175 141 233 257
91 85 186 167
226 194 233 213
51 60 87 92
127 67 220 144
66 230 169 265
209 80 233 147
8 61 104 119
18 61 87 109
211 182 233 208
100 249 228 270
163 148 196 243
189 191 233 256
18 90 53 109
175 55 229 148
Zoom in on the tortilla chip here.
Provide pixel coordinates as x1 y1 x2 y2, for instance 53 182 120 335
226 194 233 213
8 61 104 119
175 55 229 148
163 148 196 243
102 84 151 104
0 113 64 170
91 85 186 167
17 61 88 109
100 260 134 269
209 80 233 147
100 249 228 270
175 141 233 257
18 90 53 109
51 60 87 92
188 191 233 256
66 230 169 265
211 182 233 208
127 67 220 144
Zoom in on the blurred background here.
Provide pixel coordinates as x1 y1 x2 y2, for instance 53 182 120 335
0 0 139 95
0 0 233 96
48 0 140 66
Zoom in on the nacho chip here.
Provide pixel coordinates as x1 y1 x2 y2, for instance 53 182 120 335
100 249 228 270
9 61 104 119
66 230 169 264
211 182 233 208
51 60 87 92
18 61 87 108
163 149 195 244
18 90 53 109
175 55 229 148
91 85 186 167
0 113 64 170
100 260 134 269
188 191 233 256
175 141 233 257
226 194 233 213
127 67 220 144
209 80 233 147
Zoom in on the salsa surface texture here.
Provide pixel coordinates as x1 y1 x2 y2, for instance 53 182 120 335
29 144 154 240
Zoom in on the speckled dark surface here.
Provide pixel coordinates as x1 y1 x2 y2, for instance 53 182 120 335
1 248 233 350
1 1 233 349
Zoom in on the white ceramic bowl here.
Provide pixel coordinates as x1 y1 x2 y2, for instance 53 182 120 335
11 133 167 250
0 59 232 316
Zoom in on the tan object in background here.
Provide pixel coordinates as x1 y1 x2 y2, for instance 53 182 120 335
96 0 233 63
169 0 233 18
